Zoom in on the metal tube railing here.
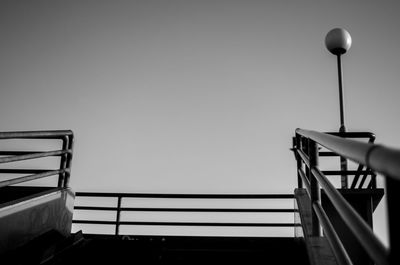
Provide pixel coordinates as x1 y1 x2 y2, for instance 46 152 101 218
313 202 353 265
298 169 311 196
312 167 389 265
0 130 73 139
296 128 400 181
0 169 68 188
309 140 321 237
0 130 74 189
74 192 293 199
0 150 71 164
294 128 396 265
72 192 295 236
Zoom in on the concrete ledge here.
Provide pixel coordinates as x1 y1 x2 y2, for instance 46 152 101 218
295 188 338 265
0 187 74 255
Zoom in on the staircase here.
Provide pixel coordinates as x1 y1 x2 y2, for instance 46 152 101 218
1 129 399 265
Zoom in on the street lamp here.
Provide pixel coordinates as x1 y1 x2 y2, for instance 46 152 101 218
325 28 352 133
325 28 352 188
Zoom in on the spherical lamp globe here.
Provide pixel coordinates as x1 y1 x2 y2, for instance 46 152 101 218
325 28 352 55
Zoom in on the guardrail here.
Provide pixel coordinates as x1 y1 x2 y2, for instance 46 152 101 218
294 128 400 265
72 192 295 236
0 130 74 188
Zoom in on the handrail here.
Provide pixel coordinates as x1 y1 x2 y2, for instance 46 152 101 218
0 130 73 139
313 202 352 265
294 128 398 265
312 167 389 264
0 130 74 189
74 192 293 198
73 192 295 236
296 128 400 181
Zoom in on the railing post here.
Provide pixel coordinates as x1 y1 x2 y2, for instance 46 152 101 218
115 196 122 236
63 135 74 188
386 177 400 265
58 136 68 188
309 139 321 236
295 134 303 188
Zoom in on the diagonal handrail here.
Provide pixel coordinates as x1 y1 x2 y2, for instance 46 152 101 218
294 128 400 265
0 130 74 189
296 128 400 181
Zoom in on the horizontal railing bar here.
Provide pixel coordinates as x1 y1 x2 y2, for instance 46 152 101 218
326 132 375 139
311 167 389 265
319 151 339 156
322 170 373 176
0 150 71 164
0 130 73 139
72 220 115 225
74 206 116 211
298 168 311 197
296 149 310 168
72 220 295 227
74 192 294 199
0 151 66 156
313 202 353 265
296 128 400 181
73 206 294 212
0 169 55 174
0 169 68 188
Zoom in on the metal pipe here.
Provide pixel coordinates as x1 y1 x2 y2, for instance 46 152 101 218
296 149 310 168
298 168 311 197
74 206 295 213
296 135 303 188
311 167 389 265
0 169 54 174
72 220 295 227
336 54 349 188
337 54 346 133
386 177 400 265
309 140 321 236
0 130 73 139
74 192 294 199
296 128 400 182
58 136 69 188
0 169 68 188
313 202 353 265
115 196 122 235
0 149 71 164
63 135 74 187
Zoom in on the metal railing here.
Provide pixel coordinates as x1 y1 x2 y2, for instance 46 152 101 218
0 130 74 189
294 128 400 265
72 192 295 236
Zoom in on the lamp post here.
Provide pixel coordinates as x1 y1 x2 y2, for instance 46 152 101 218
325 28 352 188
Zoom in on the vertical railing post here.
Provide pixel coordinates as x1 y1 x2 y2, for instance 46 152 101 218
386 177 400 265
304 138 310 184
295 134 303 188
63 135 74 188
115 196 122 236
337 54 348 189
309 139 321 236
58 136 68 188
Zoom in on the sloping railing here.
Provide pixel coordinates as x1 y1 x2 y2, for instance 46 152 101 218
293 128 400 265
0 130 74 189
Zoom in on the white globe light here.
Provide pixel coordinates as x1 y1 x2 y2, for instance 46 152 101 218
325 28 352 55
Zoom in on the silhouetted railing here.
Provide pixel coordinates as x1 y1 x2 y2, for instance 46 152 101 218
73 192 295 236
294 128 400 265
0 130 74 188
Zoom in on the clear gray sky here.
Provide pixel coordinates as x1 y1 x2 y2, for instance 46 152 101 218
1 0 400 242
